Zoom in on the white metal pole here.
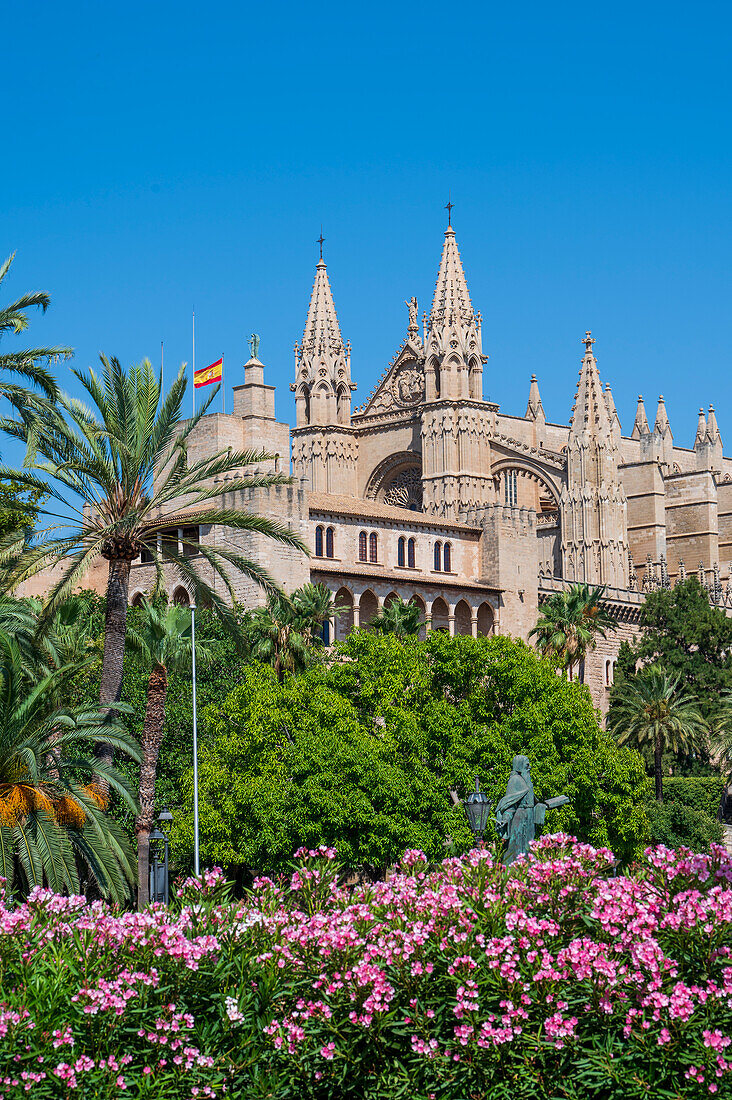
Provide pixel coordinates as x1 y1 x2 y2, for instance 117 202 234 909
190 600 200 877
222 353 225 415
192 309 196 418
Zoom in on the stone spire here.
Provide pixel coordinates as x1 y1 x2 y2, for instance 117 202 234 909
653 395 673 464
293 253 353 426
425 223 485 401
604 383 621 444
631 395 650 439
695 407 707 446
706 404 723 469
560 332 629 589
525 374 545 421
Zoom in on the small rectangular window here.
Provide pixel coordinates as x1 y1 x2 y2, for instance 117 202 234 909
182 526 199 558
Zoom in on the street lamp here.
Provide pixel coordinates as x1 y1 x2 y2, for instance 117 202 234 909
149 808 172 904
463 777 491 844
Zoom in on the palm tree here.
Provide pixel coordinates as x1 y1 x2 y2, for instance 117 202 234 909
530 582 617 683
0 630 140 900
126 596 212 908
369 596 421 638
0 251 72 404
610 664 708 801
1 355 306 768
245 582 343 681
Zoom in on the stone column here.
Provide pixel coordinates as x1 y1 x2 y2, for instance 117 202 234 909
425 599 433 633
353 593 360 629
471 613 478 638
448 604 456 637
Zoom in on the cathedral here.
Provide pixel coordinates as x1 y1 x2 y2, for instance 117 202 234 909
125 220 732 710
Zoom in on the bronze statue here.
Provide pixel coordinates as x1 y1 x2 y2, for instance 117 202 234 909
249 333 261 360
495 755 569 864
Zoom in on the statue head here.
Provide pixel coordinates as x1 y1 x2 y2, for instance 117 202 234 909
512 755 531 778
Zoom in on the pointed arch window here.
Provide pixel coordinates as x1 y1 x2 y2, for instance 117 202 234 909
504 471 518 507
443 542 452 572
397 536 406 567
325 527 334 558
434 542 442 572
358 531 368 562
407 537 416 568
369 532 378 563
315 526 324 557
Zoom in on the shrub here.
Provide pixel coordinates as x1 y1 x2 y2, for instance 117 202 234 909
645 798 723 851
661 776 725 820
3 840 732 1099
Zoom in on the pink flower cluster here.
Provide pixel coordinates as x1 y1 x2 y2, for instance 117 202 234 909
2 836 732 1097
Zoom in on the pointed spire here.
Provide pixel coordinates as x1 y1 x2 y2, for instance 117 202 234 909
604 383 618 422
707 403 721 443
525 374 544 420
695 407 707 446
425 221 484 401
654 395 670 435
301 257 345 359
632 395 650 439
429 225 475 330
294 249 352 427
569 332 612 434
562 332 629 589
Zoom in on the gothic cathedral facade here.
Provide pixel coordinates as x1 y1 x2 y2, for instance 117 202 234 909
126 221 732 711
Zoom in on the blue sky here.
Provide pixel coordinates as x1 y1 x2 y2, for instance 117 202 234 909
3 0 731 455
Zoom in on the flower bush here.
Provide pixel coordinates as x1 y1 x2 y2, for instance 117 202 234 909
2 838 732 1098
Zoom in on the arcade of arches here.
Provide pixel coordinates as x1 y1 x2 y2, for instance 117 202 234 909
330 585 495 641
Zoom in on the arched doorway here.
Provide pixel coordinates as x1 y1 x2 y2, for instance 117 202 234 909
430 597 449 632
172 586 190 607
334 587 353 640
454 600 472 636
130 592 145 608
477 602 494 636
358 590 379 630
410 594 427 639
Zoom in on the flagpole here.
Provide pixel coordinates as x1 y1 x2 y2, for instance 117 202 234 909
222 353 225 415
161 339 164 377
192 309 196 418
190 598 200 878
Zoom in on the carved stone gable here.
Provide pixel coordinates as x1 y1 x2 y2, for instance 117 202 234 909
354 339 425 419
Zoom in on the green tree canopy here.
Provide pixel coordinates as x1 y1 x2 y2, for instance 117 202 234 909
175 632 649 877
611 577 732 723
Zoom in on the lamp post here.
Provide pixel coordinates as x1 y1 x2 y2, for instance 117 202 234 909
463 776 491 845
149 807 172 904
190 599 200 877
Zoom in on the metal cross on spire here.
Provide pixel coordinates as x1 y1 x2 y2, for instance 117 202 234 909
317 228 325 260
445 196 454 226
583 330 596 353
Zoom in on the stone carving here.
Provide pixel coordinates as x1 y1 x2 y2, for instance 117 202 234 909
249 333 260 360
383 468 423 511
392 364 425 407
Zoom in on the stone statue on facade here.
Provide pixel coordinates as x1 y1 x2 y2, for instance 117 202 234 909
249 333 261 360
405 296 419 333
495 755 569 865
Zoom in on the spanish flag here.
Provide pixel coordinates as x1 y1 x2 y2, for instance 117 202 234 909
194 357 223 388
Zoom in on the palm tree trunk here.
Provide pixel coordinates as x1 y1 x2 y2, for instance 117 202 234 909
96 558 132 785
578 656 586 684
136 662 168 910
99 558 132 714
654 730 664 801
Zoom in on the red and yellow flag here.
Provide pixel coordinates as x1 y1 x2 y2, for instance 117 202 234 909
194 357 223 388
